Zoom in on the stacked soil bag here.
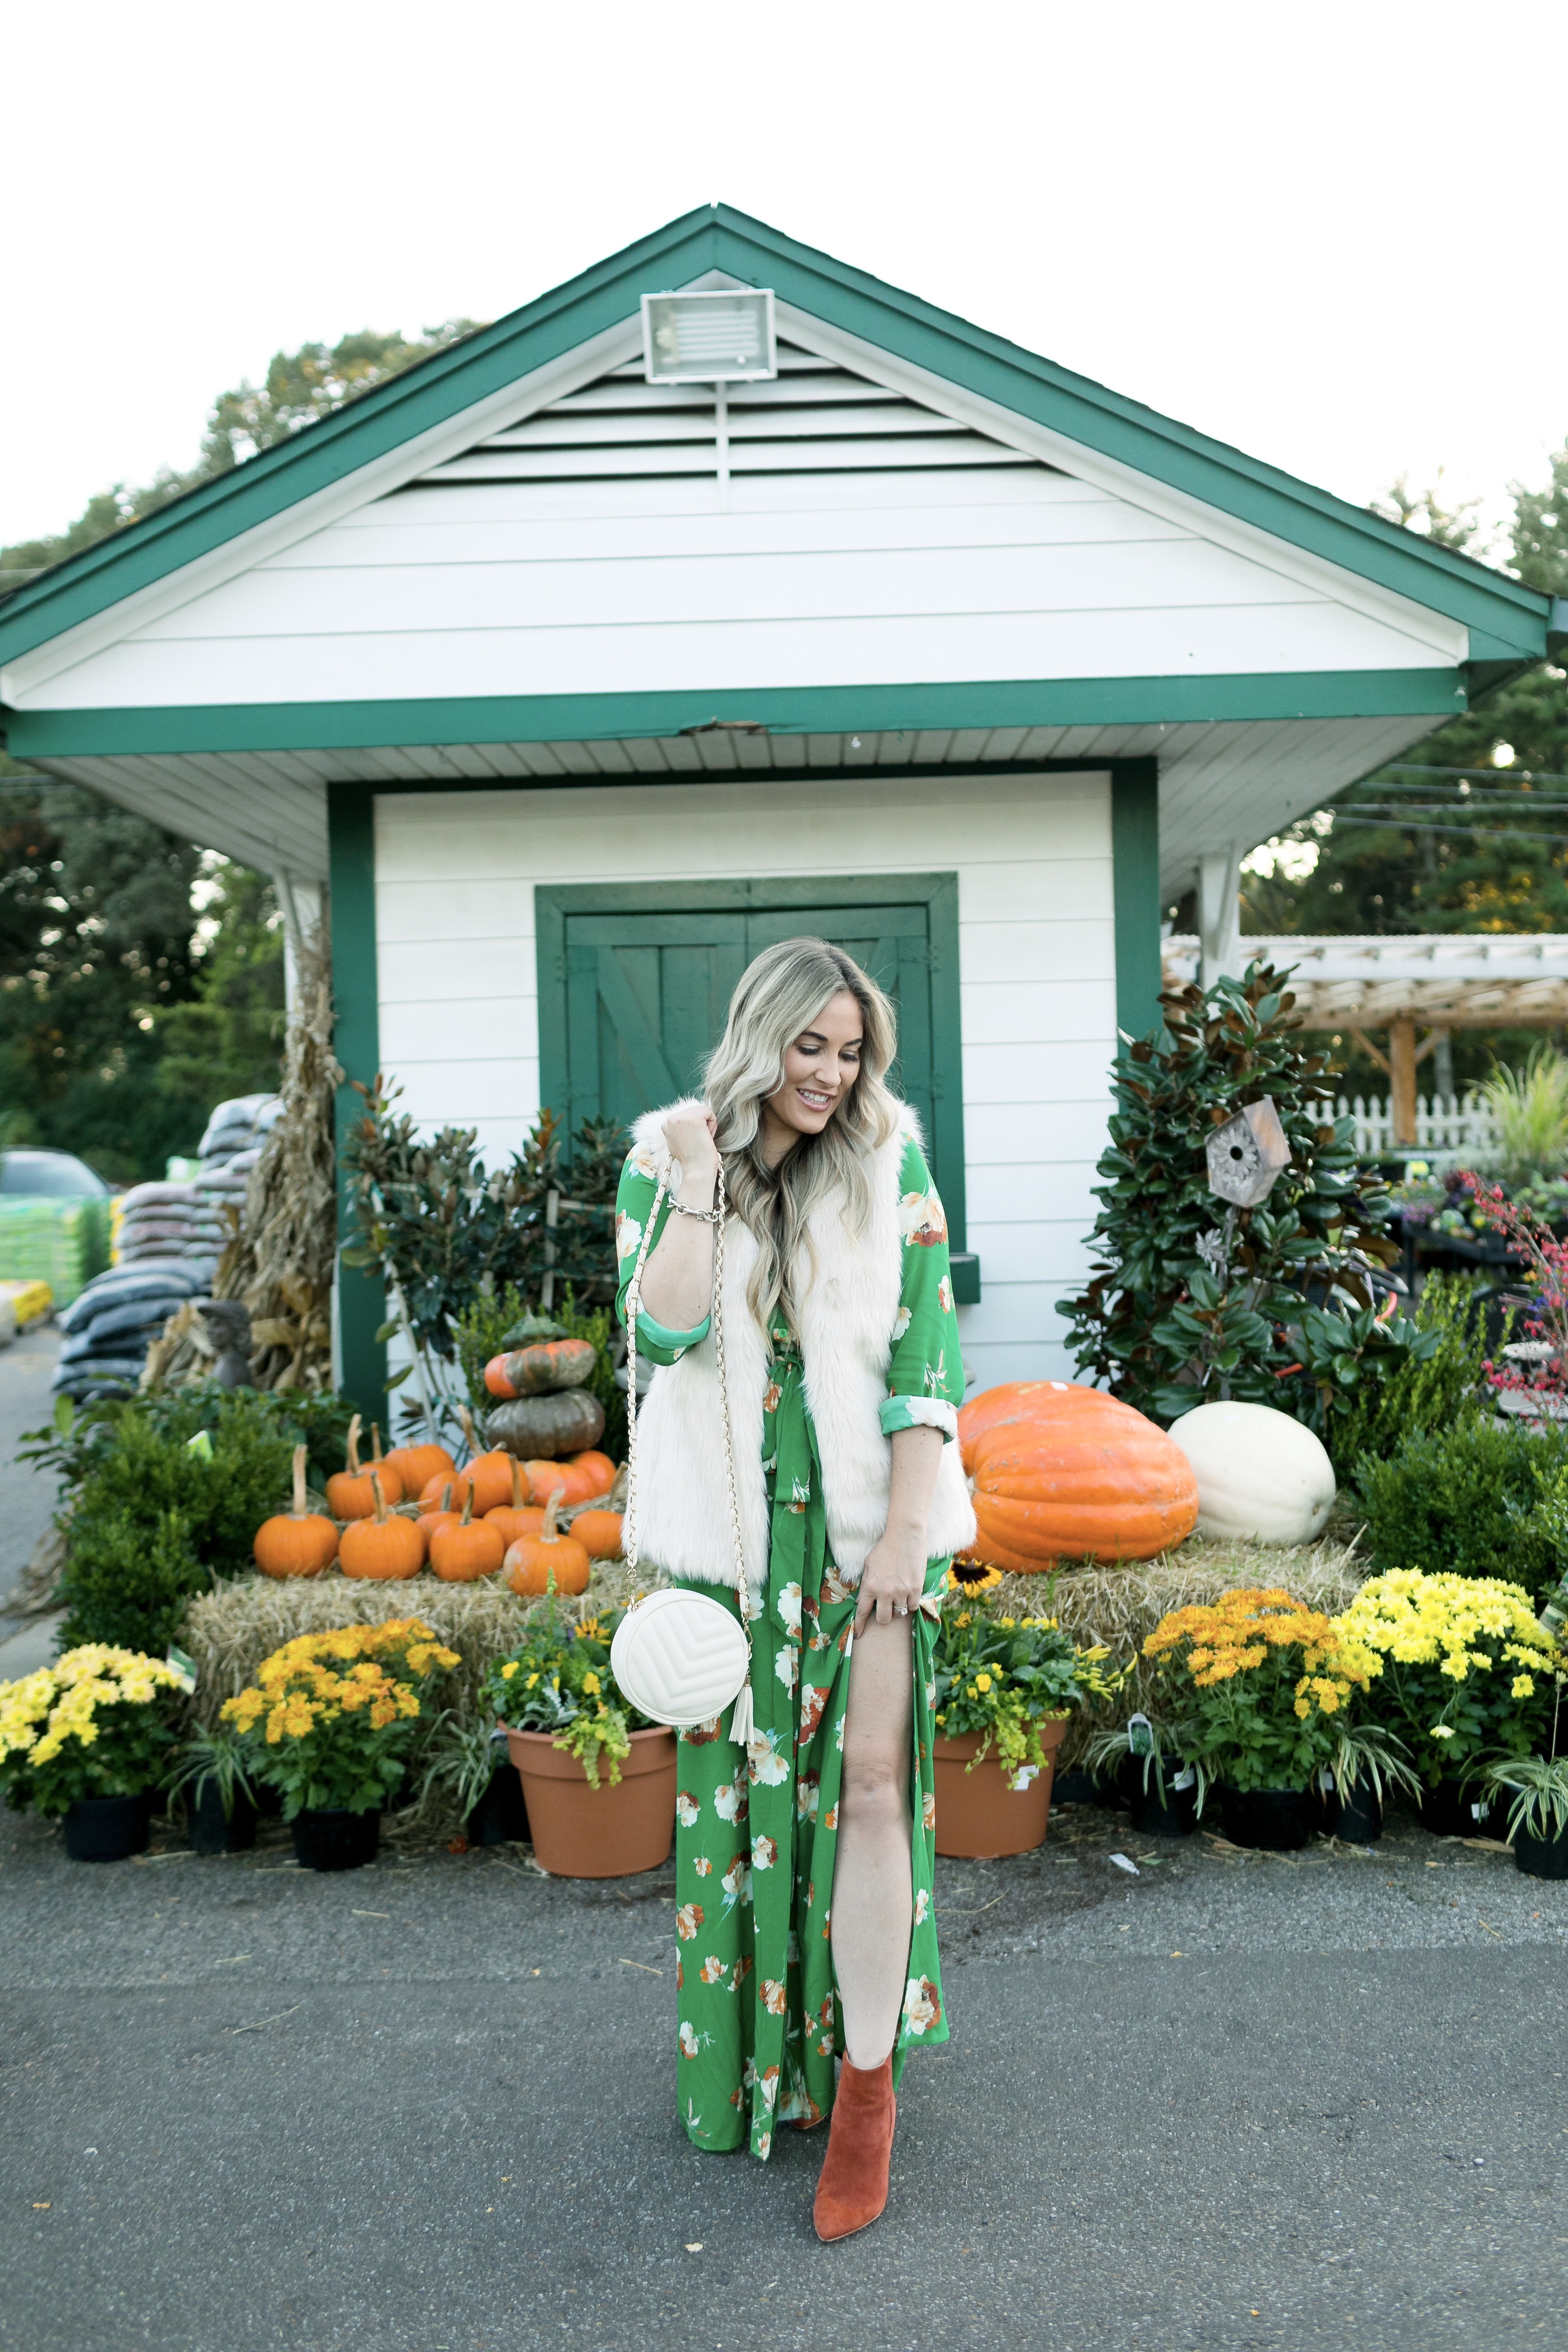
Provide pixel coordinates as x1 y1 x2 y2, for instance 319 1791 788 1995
113 1180 230 1292
195 1093 281 1229
54 1261 207 1401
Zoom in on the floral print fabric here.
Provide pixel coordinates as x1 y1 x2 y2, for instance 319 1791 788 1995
614 1128 960 2160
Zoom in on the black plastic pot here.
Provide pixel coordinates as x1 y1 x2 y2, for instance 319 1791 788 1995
291 1807 381 1872
1219 1785 1315 1851
1513 1822 1568 1881
1326 1771 1384 1844
185 1778 259 1856
1419 1778 1494 1838
466 1761 530 1847
63 1791 153 1862
1128 1770 1199 1837
1054 1765 1125 1810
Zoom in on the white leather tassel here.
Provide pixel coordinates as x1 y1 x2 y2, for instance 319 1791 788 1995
730 1674 755 1748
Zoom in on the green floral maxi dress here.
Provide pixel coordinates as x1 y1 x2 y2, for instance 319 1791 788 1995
614 1134 964 2160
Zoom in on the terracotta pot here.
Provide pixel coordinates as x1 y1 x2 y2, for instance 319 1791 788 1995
932 1717 1066 1859
505 1724 676 1877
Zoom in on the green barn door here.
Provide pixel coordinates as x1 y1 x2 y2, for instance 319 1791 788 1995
562 914 748 1135
539 874 969 1274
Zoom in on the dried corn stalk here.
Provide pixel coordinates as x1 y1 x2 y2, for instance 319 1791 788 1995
211 919 342 1390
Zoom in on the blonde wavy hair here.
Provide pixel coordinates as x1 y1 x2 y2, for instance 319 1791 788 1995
703 937 900 1331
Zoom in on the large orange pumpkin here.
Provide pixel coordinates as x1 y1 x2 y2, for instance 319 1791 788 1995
958 1381 1199 1569
505 1495 591 1596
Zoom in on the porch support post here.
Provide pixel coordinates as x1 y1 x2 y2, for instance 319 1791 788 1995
326 781 388 1416
1111 758 1162 1046
1389 1015 1419 1146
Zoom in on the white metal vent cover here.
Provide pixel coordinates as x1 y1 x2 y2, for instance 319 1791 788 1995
643 289 777 383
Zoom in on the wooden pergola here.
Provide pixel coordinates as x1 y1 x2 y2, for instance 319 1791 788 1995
1163 934 1568 1144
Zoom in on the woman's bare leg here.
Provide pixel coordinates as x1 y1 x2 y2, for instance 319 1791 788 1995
830 1613 914 2068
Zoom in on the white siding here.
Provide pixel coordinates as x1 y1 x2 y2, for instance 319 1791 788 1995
375 769 1116 1390
28 461 1458 713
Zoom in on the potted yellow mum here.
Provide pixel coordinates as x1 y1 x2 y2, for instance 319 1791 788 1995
223 1619 459 1871
0 1645 185 1860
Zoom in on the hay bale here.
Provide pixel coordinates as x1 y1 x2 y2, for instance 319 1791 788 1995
179 1554 658 1732
976 1534 1367 1765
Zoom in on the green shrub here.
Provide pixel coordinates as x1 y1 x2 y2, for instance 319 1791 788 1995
1329 1274 1504 1478
1357 1418 1568 1598
36 1385 359 1653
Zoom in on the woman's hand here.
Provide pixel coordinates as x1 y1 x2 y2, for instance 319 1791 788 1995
854 1422 944 1634
854 1525 929 1634
662 1106 720 1196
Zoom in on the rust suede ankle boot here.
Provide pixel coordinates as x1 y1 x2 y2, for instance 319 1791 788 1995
812 2056 896 2242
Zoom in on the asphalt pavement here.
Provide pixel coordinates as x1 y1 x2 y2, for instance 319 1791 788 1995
3 1793 1565 2352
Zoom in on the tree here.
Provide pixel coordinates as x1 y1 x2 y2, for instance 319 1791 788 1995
0 321 478 587
1239 449 1568 1094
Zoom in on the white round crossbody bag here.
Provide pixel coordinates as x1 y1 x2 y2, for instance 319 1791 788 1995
609 1153 756 1746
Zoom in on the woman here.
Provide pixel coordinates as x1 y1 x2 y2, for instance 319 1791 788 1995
613 937 975 2240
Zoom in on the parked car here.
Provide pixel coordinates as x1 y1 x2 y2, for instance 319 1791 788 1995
0 1149 110 1199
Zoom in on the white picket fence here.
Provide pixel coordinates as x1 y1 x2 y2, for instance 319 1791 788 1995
1337 1092 1500 1160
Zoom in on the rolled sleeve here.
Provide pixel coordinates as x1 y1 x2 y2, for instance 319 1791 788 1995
881 1395 959 1442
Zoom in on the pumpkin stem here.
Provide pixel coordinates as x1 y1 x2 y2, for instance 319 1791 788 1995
369 1470 387 1524
510 1454 525 1510
458 1402 478 1459
290 1444 308 1518
438 1480 454 1514
345 1411 363 1476
542 1492 562 1542
460 1486 475 1527
371 1421 383 1462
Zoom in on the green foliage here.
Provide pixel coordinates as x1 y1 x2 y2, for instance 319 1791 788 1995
1483 1748 1568 1843
478 1597 650 1787
1356 1419 1568 1599
1480 1045 1568 1188
167 1720 257 1823
1328 1273 1499 1478
38 1386 358 1652
1060 961 1425 1436
344 1087 623 1368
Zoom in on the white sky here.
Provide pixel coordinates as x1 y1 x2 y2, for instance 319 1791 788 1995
6 0 1563 557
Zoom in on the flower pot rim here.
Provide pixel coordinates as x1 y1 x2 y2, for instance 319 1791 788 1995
933 1717 1067 1760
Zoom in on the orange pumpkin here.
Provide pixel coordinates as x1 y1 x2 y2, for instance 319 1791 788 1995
570 1508 625 1561
430 1488 506 1583
524 1456 595 1507
384 1440 456 1496
422 1467 475 1512
568 1449 617 1497
339 1473 426 1580
326 1413 404 1519
416 1481 462 1546
485 1456 547 1549
254 1445 340 1579
958 1381 1199 1569
505 1494 592 1596
464 1448 517 1515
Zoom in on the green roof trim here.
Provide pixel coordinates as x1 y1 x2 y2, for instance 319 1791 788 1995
0 203 1548 674
0 669 1468 761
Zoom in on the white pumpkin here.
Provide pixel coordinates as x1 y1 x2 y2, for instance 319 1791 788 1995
1165 1401 1336 1545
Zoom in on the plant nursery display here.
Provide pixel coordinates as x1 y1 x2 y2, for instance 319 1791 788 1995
1166 1400 1337 1546
1059 960 1432 1449
931 1583 1124 1856
1334 1571 1565 1802
0 1644 186 1861
222 1619 459 1868
1357 1420 1568 1599
1142 1588 1383 1849
253 1445 340 1579
957 1380 1200 1569
480 1600 673 1875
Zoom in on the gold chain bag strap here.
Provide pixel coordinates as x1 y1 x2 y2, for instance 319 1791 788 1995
610 1151 755 1746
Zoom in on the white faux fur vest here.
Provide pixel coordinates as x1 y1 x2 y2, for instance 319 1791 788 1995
625 1099 977 1600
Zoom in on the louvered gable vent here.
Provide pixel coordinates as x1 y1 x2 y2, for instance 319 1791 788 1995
413 339 1048 488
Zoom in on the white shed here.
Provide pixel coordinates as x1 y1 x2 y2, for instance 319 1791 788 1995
0 206 1555 1410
